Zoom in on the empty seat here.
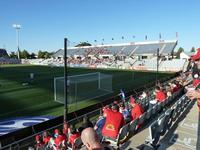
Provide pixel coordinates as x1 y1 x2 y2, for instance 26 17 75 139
171 104 178 121
152 104 158 115
129 118 139 135
146 108 153 120
138 112 147 125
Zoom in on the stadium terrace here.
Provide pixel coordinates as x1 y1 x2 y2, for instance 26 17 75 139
49 39 187 72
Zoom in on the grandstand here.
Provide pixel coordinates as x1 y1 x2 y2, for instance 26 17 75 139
0 49 9 58
50 39 187 72
0 48 20 64
21 39 189 72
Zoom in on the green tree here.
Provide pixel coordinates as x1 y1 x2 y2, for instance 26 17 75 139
44 51 51 59
75 42 91 47
9 52 18 58
175 47 184 58
20 50 30 59
37 50 52 58
38 50 45 58
191 47 195 52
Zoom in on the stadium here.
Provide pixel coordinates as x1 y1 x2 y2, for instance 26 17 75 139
0 35 199 150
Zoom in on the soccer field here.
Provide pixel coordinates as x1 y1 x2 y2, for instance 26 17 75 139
0 64 175 120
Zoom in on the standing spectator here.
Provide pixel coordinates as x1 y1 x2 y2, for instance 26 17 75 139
191 49 200 86
102 104 124 139
186 48 200 149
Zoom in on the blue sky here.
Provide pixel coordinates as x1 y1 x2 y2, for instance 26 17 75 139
0 0 200 53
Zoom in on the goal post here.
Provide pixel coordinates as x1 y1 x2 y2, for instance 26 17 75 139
54 72 113 104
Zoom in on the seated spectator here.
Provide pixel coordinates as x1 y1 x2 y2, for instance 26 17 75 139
94 113 106 140
165 85 172 98
54 129 59 138
119 103 131 123
42 130 51 146
102 104 112 116
130 99 144 121
139 91 147 100
68 125 81 148
155 86 167 102
102 104 125 139
63 121 69 136
129 95 136 105
81 127 114 150
54 129 67 150
170 81 180 93
35 134 44 150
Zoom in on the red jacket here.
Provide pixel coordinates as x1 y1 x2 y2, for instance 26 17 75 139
43 136 51 145
131 104 144 121
54 134 67 147
102 109 124 139
155 90 166 102
69 132 81 146
193 79 200 86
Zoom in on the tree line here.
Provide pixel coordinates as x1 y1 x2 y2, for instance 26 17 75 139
9 50 53 59
174 46 196 58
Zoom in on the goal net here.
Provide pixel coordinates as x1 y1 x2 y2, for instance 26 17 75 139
54 72 113 104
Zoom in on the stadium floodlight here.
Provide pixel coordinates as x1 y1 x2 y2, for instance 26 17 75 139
12 24 21 59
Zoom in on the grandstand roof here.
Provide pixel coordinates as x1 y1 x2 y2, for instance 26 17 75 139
54 40 177 57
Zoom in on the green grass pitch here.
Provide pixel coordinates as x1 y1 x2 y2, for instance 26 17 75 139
0 64 175 120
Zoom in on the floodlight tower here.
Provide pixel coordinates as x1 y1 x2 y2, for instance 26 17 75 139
13 24 21 59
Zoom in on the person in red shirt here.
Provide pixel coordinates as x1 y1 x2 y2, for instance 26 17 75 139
42 130 51 145
54 129 67 150
155 86 167 102
63 121 69 136
35 134 44 149
102 104 125 139
130 100 144 121
186 47 200 149
68 125 81 149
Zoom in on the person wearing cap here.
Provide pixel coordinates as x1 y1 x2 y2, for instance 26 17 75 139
102 104 125 139
186 47 200 149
